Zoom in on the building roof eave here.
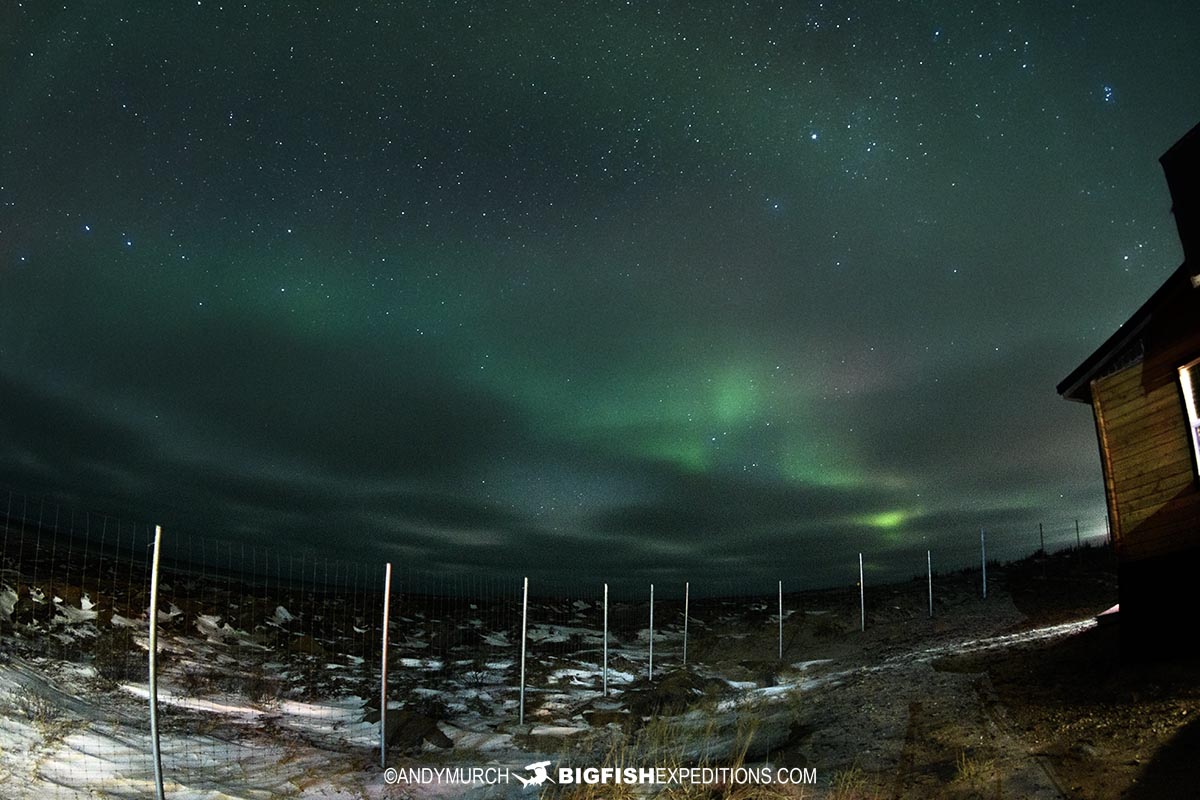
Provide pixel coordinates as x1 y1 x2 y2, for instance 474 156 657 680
1056 262 1194 403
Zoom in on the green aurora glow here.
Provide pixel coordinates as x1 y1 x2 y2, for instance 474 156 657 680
1 1 1196 589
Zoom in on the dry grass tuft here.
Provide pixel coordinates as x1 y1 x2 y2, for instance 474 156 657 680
545 705 806 800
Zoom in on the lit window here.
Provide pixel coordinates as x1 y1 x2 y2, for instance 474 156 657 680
1180 359 1200 478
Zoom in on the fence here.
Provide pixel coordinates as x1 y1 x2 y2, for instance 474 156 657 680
0 487 1112 798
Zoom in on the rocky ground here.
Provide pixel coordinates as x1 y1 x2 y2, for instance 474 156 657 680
4 536 1197 799
931 552 1200 800
741 545 1200 800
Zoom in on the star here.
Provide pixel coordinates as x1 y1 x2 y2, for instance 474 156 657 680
0 0 1192 593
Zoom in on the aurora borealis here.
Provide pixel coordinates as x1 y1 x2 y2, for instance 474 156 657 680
2 2 1199 590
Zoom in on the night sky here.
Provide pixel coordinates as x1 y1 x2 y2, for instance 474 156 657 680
2 2 1199 592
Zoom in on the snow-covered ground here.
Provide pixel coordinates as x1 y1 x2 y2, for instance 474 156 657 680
0 553 1104 799
0 561 778 798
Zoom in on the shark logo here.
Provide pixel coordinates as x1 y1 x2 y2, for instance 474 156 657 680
515 760 555 788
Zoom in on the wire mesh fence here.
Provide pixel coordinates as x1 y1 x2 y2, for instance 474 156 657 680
0 493 158 796
0 486 1113 797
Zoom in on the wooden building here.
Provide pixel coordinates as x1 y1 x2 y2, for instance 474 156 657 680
1058 122 1200 652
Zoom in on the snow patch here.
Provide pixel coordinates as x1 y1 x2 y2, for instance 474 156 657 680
0 585 16 619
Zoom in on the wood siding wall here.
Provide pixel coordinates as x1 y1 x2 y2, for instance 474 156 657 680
1091 319 1200 562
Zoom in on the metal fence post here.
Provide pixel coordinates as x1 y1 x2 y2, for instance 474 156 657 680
859 553 866 631
648 583 654 681
980 529 988 599
147 525 166 800
380 562 392 767
927 550 933 618
602 583 608 696
683 581 689 667
1039 522 1045 553
778 579 783 661
1076 518 1081 549
519 576 528 725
